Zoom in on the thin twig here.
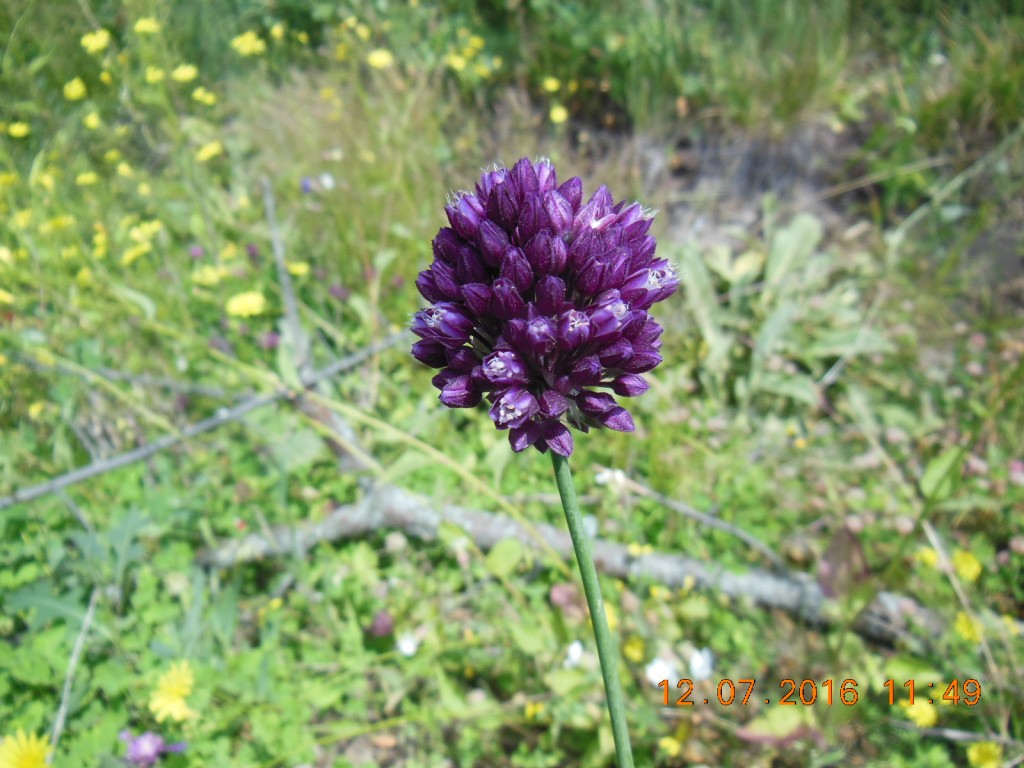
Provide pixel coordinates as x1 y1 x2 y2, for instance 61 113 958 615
0 334 406 510
597 466 786 570
48 587 99 763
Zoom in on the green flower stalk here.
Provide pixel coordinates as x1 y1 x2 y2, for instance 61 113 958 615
413 158 677 767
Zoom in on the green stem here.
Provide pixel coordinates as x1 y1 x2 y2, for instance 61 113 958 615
551 452 634 768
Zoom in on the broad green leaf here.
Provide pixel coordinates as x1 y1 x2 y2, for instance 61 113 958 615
485 538 524 580
508 620 546 655
921 447 964 501
765 213 822 287
544 667 590 697
111 283 157 320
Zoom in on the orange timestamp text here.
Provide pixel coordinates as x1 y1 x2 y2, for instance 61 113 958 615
657 678 983 707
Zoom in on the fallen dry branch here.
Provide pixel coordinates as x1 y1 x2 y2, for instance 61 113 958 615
197 482 951 646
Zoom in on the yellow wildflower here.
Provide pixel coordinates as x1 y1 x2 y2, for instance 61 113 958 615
137 182 151 197
549 104 569 125
915 547 940 568
649 585 670 601
28 401 46 420
295 31 309 44
92 224 108 258
231 30 266 56
967 742 1003 768
0 288 14 305
121 242 152 267
0 246 11 263
100 70 113 85
145 66 165 84
0 172 18 189
955 612 984 644
623 635 645 663
149 661 196 722
13 210 31 229
285 261 310 277
0 354 6 366
226 291 267 317
523 701 545 721
171 64 198 83
952 550 982 583
134 17 161 34
334 42 349 61
658 737 683 757
195 141 223 163
64 77 87 101
191 265 228 287
83 111 101 130
269 22 285 40
34 172 55 193
117 162 134 178
1003 615 1021 636
0 728 50 767
444 52 467 72
541 76 561 93
468 35 485 52
131 220 162 241
81 28 111 54
627 543 653 557
76 171 99 186
8 122 30 138
192 86 217 105
76 266 93 285
104 149 122 163
355 23 371 42
901 699 938 728
366 48 395 69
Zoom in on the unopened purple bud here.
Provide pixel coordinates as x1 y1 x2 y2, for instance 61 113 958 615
411 302 475 348
611 373 649 396
543 190 573 236
524 316 557 354
461 282 493 315
476 219 510 267
491 278 526 320
500 247 534 293
446 194 486 240
535 158 558 192
369 610 395 637
439 374 481 407
260 331 281 351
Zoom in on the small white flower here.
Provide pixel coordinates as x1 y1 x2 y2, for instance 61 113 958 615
396 632 419 657
595 467 627 491
563 640 584 669
688 647 714 681
645 656 678 687
319 172 336 190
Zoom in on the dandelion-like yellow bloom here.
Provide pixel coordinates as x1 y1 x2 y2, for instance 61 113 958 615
226 291 267 318
622 635 645 663
366 48 395 69
523 701 545 721
285 261 310 277
549 104 569 125
145 66 165 84
134 17 161 34
7 122 30 138
915 547 940 568
137 182 152 197
0 289 14 305
76 172 99 186
967 742 1003 768
121 242 152 267
117 162 134 178
195 141 223 163
444 53 467 72
658 737 683 757
191 265 228 287
28 402 46 420
100 70 113 85
81 28 111 53
149 661 196 723
192 86 217 105
952 550 982 583
955 611 984 644
231 30 266 56
355 23 371 42
171 64 198 83
269 22 285 41
64 77 87 101
541 76 561 93
0 728 50 767
104 149 121 163
0 172 18 189
83 111 101 130
900 699 938 728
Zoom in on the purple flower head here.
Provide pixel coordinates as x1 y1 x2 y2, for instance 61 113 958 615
411 158 678 455
120 730 186 767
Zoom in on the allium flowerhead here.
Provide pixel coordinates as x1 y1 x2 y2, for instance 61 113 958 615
412 157 677 456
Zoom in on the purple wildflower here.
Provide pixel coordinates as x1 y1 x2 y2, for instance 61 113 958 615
412 157 677 456
119 730 186 767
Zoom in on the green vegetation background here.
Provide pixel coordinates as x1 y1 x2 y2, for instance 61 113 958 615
0 0 1022 766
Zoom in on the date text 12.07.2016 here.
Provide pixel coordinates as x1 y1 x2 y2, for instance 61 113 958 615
657 678 982 707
